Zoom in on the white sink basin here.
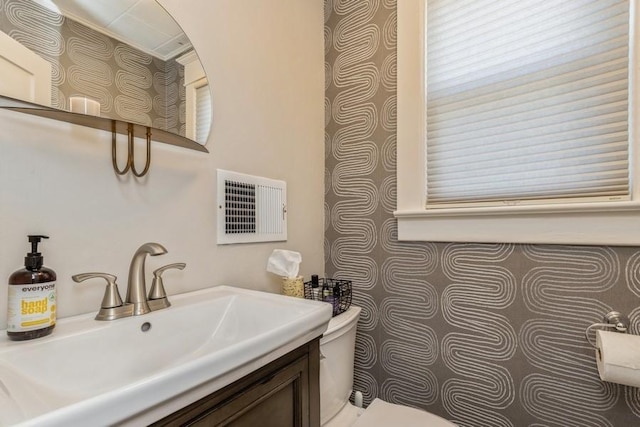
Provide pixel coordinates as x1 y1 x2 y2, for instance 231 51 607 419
0 285 332 426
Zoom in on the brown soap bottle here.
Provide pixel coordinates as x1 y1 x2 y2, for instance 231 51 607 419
7 235 57 341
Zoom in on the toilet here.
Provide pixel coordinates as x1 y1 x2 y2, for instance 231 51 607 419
320 306 455 427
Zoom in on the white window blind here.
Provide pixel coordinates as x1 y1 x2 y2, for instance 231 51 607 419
426 0 630 206
195 84 212 144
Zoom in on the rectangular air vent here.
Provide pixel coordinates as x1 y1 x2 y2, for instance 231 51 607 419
217 169 287 244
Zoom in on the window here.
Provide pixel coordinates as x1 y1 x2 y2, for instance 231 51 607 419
176 50 212 144
195 81 212 144
396 0 640 245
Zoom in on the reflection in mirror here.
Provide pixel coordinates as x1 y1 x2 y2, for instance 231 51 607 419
0 0 211 145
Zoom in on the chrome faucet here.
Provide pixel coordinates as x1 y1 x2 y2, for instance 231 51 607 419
126 242 167 315
72 242 185 321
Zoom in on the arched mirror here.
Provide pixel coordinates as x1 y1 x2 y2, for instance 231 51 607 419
0 0 211 147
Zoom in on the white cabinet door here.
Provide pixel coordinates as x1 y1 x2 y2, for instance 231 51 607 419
0 31 51 106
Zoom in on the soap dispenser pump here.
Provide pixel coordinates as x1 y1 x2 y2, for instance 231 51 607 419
7 235 57 341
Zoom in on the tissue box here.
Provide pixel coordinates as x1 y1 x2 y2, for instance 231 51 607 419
282 276 304 298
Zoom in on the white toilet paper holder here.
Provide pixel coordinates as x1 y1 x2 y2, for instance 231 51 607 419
585 311 630 348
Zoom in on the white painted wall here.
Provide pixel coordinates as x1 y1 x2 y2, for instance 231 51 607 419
0 0 325 329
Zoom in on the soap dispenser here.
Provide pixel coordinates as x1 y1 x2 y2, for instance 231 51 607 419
7 235 57 341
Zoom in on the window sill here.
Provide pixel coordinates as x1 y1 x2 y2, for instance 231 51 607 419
395 202 640 246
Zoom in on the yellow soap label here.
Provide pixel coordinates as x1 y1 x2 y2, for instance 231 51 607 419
7 282 56 332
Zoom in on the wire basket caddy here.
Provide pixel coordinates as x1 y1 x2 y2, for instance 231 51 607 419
303 277 352 317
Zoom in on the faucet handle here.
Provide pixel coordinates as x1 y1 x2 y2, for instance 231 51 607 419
149 263 186 300
72 272 124 309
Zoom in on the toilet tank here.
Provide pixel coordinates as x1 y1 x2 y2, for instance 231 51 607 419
320 305 361 425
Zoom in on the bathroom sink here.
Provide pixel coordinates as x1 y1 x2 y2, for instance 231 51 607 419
0 285 332 426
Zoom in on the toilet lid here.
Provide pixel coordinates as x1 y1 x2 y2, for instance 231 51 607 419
352 399 456 427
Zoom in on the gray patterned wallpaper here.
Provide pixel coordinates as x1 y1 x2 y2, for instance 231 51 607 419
0 0 185 135
324 1 640 426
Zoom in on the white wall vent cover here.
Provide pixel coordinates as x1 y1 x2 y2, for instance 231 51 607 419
217 169 287 244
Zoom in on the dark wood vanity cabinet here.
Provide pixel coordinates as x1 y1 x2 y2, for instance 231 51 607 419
152 338 321 427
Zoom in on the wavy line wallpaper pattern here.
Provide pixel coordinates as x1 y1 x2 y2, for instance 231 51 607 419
324 1 640 425
0 0 184 135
